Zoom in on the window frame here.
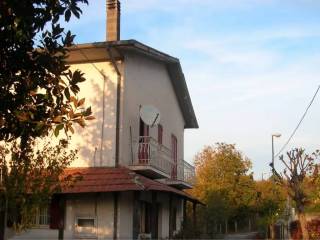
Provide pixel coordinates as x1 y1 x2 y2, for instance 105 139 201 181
74 216 97 239
31 207 50 229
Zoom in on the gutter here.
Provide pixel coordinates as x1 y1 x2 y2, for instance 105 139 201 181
106 46 122 168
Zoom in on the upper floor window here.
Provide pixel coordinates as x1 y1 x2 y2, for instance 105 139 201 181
158 124 163 145
139 118 149 138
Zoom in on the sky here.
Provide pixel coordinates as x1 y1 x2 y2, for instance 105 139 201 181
66 0 320 179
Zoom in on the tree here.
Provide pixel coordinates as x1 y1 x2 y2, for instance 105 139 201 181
191 143 256 236
0 0 92 142
0 139 80 231
0 0 94 233
271 148 320 240
254 179 286 239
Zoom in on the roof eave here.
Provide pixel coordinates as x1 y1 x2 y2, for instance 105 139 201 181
67 40 199 129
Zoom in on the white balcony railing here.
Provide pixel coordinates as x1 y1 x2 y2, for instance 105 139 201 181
132 136 174 177
179 160 195 184
131 136 195 185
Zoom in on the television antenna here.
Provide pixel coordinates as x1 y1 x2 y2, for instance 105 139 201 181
140 105 161 127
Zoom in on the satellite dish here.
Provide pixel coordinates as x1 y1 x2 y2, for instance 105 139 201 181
140 105 161 127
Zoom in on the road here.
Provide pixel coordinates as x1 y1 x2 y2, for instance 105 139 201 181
224 232 258 239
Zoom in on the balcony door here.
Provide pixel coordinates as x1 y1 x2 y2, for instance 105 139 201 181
171 135 177 179
138 118 149 164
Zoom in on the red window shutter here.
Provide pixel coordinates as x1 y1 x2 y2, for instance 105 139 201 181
158 125 163 144
49 195 63 229
171 135 178 179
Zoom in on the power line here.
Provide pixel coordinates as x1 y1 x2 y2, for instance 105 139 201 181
274 85 320 158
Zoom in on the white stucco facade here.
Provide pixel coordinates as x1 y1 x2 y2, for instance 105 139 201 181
67 62 118 168
120 52 185 168
6 43 195 240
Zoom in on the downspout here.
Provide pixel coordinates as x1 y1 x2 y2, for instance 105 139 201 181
107 47 122 167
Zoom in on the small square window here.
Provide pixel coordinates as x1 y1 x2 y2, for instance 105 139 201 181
75 217 97 238
77 218 95 227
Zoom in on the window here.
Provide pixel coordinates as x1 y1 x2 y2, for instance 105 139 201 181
158 124 163 145
75 217 97 238
32 207 50 227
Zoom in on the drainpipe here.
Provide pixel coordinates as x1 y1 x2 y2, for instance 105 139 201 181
107 47 122 167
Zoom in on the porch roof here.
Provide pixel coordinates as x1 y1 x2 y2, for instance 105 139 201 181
61 167 200 203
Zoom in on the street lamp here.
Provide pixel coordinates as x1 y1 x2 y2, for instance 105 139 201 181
271 133 281 168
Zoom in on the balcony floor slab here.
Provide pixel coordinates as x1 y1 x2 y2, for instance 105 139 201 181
159 179 193 190
129 165 171 179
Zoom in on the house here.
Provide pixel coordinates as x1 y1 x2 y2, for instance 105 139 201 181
5 0 199 239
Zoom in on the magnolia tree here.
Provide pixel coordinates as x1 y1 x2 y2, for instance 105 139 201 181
0 0 94 233
271 148 320 240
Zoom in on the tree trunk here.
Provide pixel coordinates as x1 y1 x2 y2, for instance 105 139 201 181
270 223 275 240
298 212 309 240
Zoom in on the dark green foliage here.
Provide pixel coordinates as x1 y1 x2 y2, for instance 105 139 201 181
0 0 93 231
0 0 91 141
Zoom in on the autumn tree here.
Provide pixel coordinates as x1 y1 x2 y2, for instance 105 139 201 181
191 143 255 236
0 0 94 234
271 148 320 240
254 179 286 238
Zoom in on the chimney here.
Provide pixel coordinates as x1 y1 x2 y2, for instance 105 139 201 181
106 0 121 41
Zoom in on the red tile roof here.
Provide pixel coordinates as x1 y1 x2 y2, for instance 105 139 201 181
61 167 199 202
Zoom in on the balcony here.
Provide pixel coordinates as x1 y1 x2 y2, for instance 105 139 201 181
129 136 195 189
165 160 195 189
129 136 174 179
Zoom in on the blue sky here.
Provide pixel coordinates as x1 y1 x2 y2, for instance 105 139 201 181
67 0 320 178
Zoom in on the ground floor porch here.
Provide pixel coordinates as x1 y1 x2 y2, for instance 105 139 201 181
4 167 199 240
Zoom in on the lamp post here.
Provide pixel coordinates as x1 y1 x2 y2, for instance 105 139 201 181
271 133 281 168
268 133 281 240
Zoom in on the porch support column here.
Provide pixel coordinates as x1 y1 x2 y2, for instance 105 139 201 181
132 192 141 240
151 191 158 239
192 202 197 230
0 192 6 240
113 192 119 240
169 193 173 238
58 196 66 240
182 198 187 239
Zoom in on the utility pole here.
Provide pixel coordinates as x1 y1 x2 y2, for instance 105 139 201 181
271 133 281 168
269 133 281 240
